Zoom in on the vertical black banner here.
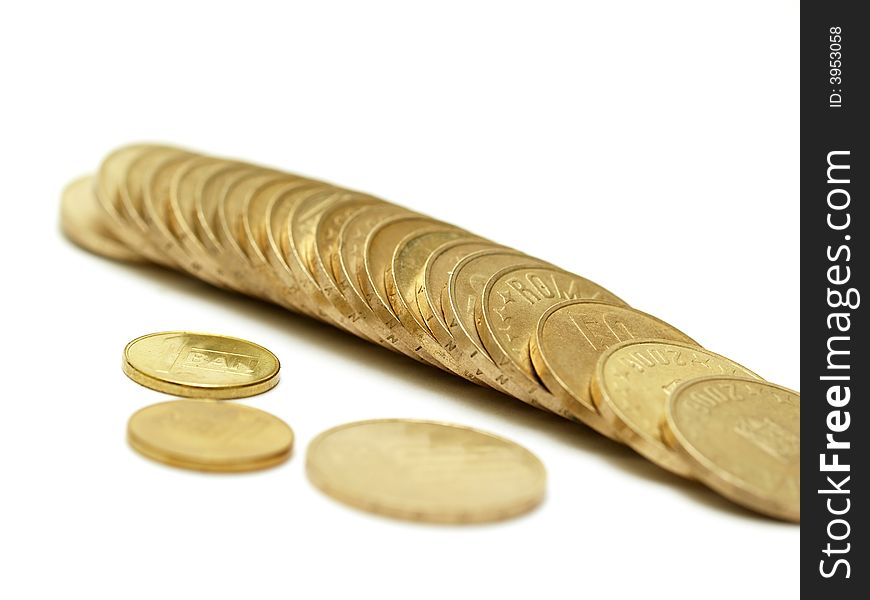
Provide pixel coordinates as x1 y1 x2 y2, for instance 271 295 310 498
802 3 867 597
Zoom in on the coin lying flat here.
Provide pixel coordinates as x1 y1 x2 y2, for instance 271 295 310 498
665 377 800 522
530 301 697 439
128 400 293 472
306 419 546 523
123 331 280 399
592 339 761 477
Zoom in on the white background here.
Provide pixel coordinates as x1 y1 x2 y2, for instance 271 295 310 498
1 1 799 598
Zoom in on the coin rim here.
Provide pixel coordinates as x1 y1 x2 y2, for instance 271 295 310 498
60 175 145 263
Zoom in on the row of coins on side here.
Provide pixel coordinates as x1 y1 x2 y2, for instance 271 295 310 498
62 144 799 521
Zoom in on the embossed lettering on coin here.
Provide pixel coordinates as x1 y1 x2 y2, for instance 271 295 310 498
530 301 696 438
665 377 799 522
123 331 280 399
592 339 761 477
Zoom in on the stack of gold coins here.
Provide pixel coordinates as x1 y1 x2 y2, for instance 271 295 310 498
61 144 799 521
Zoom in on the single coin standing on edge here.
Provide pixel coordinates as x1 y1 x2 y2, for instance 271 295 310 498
123 331 280 399
591 339 762 478
664 377 800 522
128 400 294 472
529 300 698 440
306 419 547 524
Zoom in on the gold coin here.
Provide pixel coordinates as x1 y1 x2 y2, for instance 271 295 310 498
359 216 458 368
120 146 191 267
203 167 274 296
123 331 280 399
665 377 799 522
195 163 257 286
166 156 237 290
94 144 163 253
477 265 626 417
309 198 385 341
441 251 544 394
530 301 697 438
592 339 761 477
219 171 291 301
388 229 471 335
334 205 430 361
128 400 293 472
60 175 143 263
282 187 347 321
143 153 207 276
286 188 385 330
245 178 318 312
306 419 546 523
415 239 499 341
386 229 483 381
265 181 325 318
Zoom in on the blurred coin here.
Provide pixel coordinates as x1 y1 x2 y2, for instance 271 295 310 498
128 400 293 472
665 377 799 522
306 419 546 523
94 143 164 256
60 175 144 263
123 331 280 399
